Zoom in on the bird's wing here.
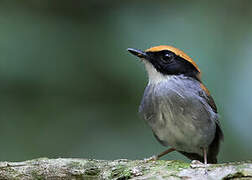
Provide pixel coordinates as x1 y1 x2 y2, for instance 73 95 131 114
199 83 224 140
198 83 224 163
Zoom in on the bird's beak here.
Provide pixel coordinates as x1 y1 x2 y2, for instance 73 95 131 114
127 48 148 59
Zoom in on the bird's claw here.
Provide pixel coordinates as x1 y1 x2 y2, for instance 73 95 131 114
144 155 158 162
190 160 209 168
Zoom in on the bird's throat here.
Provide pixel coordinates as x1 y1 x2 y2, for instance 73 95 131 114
144 61 172 84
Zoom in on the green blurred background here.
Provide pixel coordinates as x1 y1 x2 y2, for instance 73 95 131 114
0 0 251 163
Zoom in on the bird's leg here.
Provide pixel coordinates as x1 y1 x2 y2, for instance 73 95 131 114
144 147 176 162
157 147 176 159
190 148 210 168
203 147 207 164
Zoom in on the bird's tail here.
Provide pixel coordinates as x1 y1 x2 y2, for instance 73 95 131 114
178 151 217 164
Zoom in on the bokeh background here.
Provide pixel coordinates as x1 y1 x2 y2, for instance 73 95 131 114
0 0 251 163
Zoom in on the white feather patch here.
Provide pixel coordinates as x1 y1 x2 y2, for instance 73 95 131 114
143 60 171 84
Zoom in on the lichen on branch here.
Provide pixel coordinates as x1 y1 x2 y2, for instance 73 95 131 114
0 158 251 179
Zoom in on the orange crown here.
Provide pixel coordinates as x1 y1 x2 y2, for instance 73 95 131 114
145 45 200 73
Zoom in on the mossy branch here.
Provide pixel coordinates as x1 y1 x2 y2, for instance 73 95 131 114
0 158 252 179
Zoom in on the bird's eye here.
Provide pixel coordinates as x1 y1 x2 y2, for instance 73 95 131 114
161 53 173 63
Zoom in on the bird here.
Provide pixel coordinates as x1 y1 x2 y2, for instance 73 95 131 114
127 45 223 164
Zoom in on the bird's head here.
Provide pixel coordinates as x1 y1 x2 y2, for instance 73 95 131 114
127 45 201 84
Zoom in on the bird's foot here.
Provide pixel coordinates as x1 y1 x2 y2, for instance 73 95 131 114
144 155 158 162
190 160 210 168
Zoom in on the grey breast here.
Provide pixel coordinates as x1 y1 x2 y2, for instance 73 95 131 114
139 75 217 155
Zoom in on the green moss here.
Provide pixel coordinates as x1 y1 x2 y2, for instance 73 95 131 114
153 160 170 166
166 160 190 171
110 165 132 180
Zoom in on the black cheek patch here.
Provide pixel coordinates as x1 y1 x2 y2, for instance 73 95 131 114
149 55 200 81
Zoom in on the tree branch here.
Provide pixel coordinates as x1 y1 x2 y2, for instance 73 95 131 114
0 158 251 179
